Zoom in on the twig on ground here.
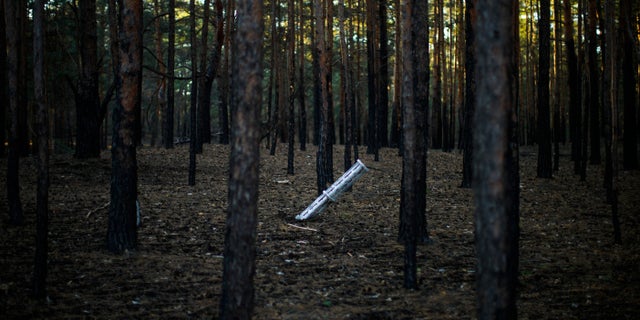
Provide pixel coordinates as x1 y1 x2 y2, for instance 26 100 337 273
86 202 110 218
286 223 318 232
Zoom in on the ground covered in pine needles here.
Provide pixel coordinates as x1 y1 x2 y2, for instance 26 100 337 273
1 143 639 319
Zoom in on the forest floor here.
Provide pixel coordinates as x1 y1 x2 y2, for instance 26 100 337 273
1 143 639 319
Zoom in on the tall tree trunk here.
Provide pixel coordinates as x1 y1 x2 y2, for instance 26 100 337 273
4 0 24 225
75 0 101 158
460 0 475 189
188 0 198 185
219 0 263 317
298 0 307 151
197 0 212 150
474 0 519 317
325 0 335 147
603 0 621 243
312 1 321 146
399 0 429 290
377 0 389 149
537 0 552 178
218 0 233 145
587 0 601 164
621 0 638 170
366 0 379 157
0 0 6 157
432 0 443 150
415 0 430 245
339 0 354 170
107 0 142 254
564 0 582 174
152 0 166 147
553 0 561 171
164 0 176 149
578 0 588 181
32 0 49 298
201 0 223 146
390 0 402 149
315 0 334 193
16 0 27 155
269 0 280 156
287 0 296 175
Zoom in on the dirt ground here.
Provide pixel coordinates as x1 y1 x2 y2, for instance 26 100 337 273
1 143 639 319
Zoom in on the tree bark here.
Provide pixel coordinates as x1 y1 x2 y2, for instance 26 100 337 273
219 0 263 317
202 0 224 147
621 0 638 170
390 0 402 149
152 0 166 147
75 0 101 158
218 0 233 145
188 0 198 186
33 0 49 298
287 0 296 175
587 0 600 164
298 0 307 151
399 0 429 289
315 0 334 193
0 0 6 157
460 0 475 189
4 0 24 225
432 0 444 150
603 0 621 243
164 0 176 149
339 0 354 171
366 0 379 157
473 0 519 317
377 0 389 149
107 0 142 254
564 0 582 174
197 0 212 149
537 0 552 178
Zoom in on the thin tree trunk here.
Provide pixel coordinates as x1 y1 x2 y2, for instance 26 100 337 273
564 0 582 174
33 0 49 298
366 0 378 156
621 0 638 170
553 0 561 172
298 0 307 151
218 0 232 145
603 0 621 243
4 0 24 225
287 0 296 175
390 0 402 149
315 0 334 193
587 0 601 164
432 0 443 150
460 0 475 189
0 0 7 157
152 0 166 147
164 0 176 149
537 0 552 178
75 0 101 158
339 0 353 171
17 0 28 155
219 0 263 317
197 0 211 151
188 0 198 185
269 0 280 156
378 0 389 149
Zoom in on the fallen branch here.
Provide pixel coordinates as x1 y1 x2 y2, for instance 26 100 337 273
286 223 318 232
86 201 110 218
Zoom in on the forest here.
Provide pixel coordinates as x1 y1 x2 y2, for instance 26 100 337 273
1 0 639 318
